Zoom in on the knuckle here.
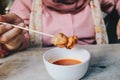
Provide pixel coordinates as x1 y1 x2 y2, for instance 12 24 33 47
0 25 5 33
0 35 9 43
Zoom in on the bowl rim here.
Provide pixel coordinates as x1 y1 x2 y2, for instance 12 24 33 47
43 47 91 67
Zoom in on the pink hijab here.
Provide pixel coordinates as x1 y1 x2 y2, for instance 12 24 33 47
43 0 90 13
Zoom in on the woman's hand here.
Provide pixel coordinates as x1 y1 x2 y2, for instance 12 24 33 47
117 19 120 39
0 13 27 51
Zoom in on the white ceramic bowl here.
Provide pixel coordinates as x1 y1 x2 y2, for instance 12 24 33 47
43 46 91 80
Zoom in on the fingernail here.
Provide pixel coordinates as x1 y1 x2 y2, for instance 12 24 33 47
18 23 25 27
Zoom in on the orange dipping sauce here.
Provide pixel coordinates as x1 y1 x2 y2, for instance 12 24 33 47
52 59 82 66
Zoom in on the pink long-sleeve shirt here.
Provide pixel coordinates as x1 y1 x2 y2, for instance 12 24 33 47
10 0 120 46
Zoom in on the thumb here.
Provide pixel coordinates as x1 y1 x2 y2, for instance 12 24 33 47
0 14 7 22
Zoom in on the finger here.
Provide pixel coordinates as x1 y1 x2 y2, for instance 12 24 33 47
22 29 27 34
4 13 23 24
18 22 25 27
18 23 28 34
0 28 22 43
0 23 13 35
0 25 6 34
4 33 24 50
17 22 28 34
4 23 13 30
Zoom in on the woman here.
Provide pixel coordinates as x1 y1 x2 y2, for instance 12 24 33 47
0 0 120 58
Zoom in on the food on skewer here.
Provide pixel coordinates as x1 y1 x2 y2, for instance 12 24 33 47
52 33 78 49
51 33 68 48
66 36 78 49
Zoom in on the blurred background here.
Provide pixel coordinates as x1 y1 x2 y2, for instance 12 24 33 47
0 0 14 14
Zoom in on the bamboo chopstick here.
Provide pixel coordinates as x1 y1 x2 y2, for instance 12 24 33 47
0 22 54 37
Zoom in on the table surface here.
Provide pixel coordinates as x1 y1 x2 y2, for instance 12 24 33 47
0 44 120 80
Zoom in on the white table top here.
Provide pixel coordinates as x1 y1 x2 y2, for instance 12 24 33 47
0 44 120 80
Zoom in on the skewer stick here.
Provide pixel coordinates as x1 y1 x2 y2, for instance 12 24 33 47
0 22 54 37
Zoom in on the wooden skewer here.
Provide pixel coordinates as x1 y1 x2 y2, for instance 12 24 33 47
0 22 54 37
